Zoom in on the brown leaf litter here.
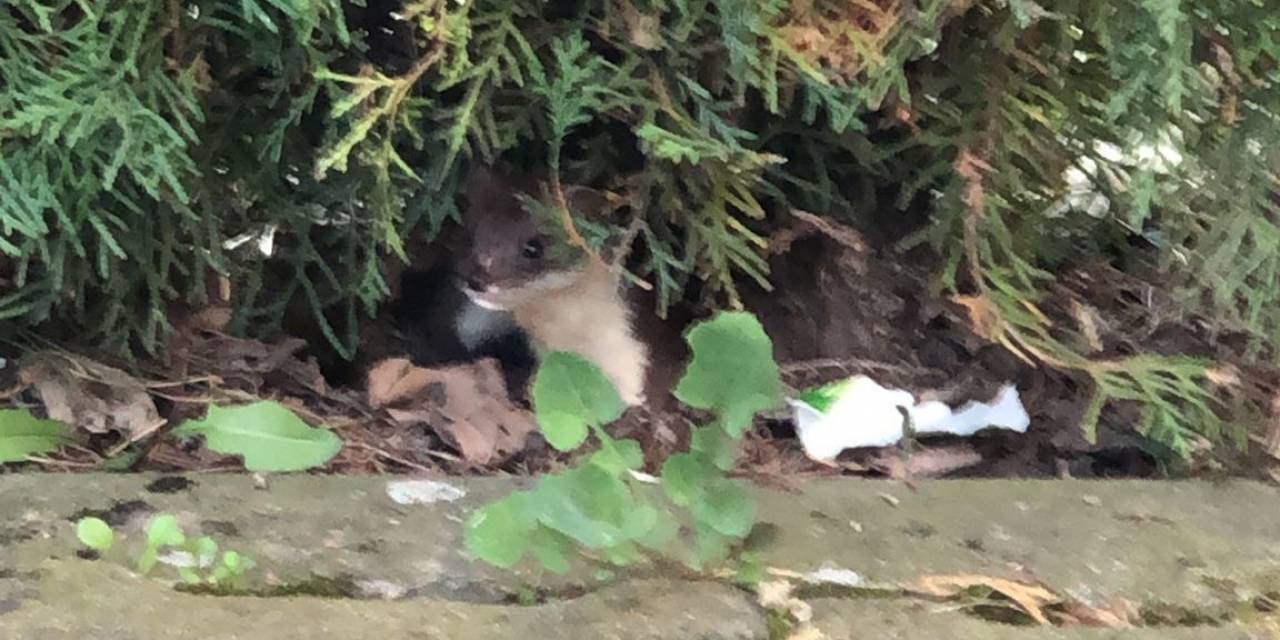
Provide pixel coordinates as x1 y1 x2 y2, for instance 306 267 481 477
908 573 1060 625
366 357 538 467
903 572 1145 627
759 567 1143 632
19 351 164 443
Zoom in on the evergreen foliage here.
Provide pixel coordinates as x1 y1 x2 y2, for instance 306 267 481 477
2 0 1277 456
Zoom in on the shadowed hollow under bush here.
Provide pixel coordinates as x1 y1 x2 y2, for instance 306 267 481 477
1 0 1278 458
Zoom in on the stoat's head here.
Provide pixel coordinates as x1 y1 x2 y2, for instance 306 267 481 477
456 164 596 310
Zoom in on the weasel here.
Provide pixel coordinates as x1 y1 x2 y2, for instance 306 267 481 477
453 165 651 406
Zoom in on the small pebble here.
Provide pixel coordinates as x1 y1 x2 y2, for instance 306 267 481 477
386 480 466 505
1082 494 1102 506
356 579 409 600
878 493 901 507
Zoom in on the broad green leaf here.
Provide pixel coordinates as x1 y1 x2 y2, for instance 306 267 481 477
689 521 733 570
535 466 631 549
589 438 644 475
464 493 538 568
532 352 625 452
636 504 679 551
691 425 737 471
529 528 573 574
601 540 643 565
674 312 783 437
621 504 658 539
0 409 71 462
171 401 342 472
147 514 185 548
76 517 114 552
692 480 755 538
192 536 219 566
660 452 710 507
209 565 231 583
223 551 255 576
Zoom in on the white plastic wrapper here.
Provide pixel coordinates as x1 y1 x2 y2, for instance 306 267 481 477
788 375 1031 462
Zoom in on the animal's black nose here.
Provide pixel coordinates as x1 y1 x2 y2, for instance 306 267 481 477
462 275 485 292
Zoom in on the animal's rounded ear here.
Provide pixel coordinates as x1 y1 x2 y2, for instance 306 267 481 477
465 164 498 201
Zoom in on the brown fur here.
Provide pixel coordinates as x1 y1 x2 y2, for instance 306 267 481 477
457 165 652 405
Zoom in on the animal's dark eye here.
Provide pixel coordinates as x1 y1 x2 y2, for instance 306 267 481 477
522 238 543 259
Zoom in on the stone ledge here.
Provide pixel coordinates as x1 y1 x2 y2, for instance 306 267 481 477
2 474 1278 637
3 560 763 640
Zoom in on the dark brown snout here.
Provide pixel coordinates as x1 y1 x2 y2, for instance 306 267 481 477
456 255 497 292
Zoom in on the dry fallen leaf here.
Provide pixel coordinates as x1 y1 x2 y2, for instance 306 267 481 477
870 444 983 479
756 578 826 640
618 0 663 50
367 357 536 466
1265 392 1280 460
1069 299 1104 353
786 627 827 640
756 579 795 609
182 334 328 398
908 574 1059 625
19 351 164 441
952 294 1000 343
790 209 868 254
1057 597 1139 628
367 358 437 408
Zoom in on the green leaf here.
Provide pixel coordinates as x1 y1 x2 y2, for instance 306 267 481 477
220 551 254 577
170 401 342 472
636 504 679 551
1080 383 1107 445
147 514 185 548
76 517 114 552
734 556 766 585
102 448 143 472
209 565 231 583
590 438 644 475
601 540 643 565
621 504 658 540
674 312 783 437
689 522 733 570
532 352 626 452
192 536 219 566
528 528 573 575
0 409 71 462
661 452 710 506
136 547 159 575
691 425 738 471
464 493 538 568
692 480 755 538
535 465 631 549
796 378 857 414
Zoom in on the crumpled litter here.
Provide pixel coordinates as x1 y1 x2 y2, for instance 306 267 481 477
788 375 1030 462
